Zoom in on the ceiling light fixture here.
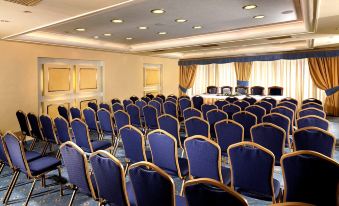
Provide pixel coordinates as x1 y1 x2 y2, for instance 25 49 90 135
151 9 165 14
104 33 112 36
242 5 257 10
24 10 32 13
158 32 167 35
138 26 148 30
111 19 123 23
175 19 187 23
75 28 86 31
126 37 133 40
192 26 202 29
253 15 265 19
93 36 99 39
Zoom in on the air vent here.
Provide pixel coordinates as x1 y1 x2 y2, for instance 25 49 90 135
201 44 219 48
267 36 292 41
4 0 42 6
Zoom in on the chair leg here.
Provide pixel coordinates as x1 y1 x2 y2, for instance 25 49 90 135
180 179 185 196
68 187 78 206
42 142 50 155
0 163 5 175
41 175 46 187
58 167 64 196
3 171 20 204
124 162 130 177
29 139 36 151
24 179 37 206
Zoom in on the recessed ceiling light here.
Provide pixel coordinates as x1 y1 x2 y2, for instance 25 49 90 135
0 19 10 23
93 36 99 39
138 26 148 30
104 33 112 36
158 32 167 35
193 26 202 29
281 10 293 14
151 9 165 14
24 10 32 13
126 37 133 40
75 28 86 31
242 5 257 10
111 19 123 23
175 19 187 23
253 15 265 19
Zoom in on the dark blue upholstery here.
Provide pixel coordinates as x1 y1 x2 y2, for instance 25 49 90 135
123 99 133 110
99 103 111 112
207 86 218 94
255 101 272 114
143 105 159 130
235 86 248 95
184 179 248 206
156 94 166 102
3 133 26 172
40 115 58 144
112 103 124 113
149 100 162 115
234 100 250 111
293 128 335 157
120 126 148 163
136 100 147 117
298 108 325 118
166 97 177 104
302 98 322 105
251 86 264 95
214 100 229 110
111 98 121 105
206 110 227 139
130 96 139 104
277 102 297 113
114 111 130 133
215 120 243 155
97 109 114 135
153 97 164 105
271 107 294 135
226 97 239 103
229 143 280 202
27 113 44 141
28 156 61 176
83 108 100 134
0 136 9 165
158 115 182 148
262 97 277 108
201 104 217 120
126 104 142 128
262 113 290 147
183 108 201 120
281 151 339 205
54 117 71 143
243 97 257 105
141 96 151 103
268 87 283 96
70 107 81 119
179 98 192 114
301 103 323 110
16 110 31 136
164 101 178 118
221 86 232 95
146 93 155 100
90 151 129 206
58 106 69 122
232 112 257 140
297 116 329 131
251 123 285 165
222 104 241 119
281 98 298 106
245 105 266 123
88 102 98 112
185 137 230 184
168 94 178 100
192 95 203 111
185 117 209 138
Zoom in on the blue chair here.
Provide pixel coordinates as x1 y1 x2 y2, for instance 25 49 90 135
123 99 133 110
226 96 239 103
156 94 166 102
206 109 228 139
54 117 72 144
185 117 210 138
70 107 81 120
27 113 45 150
16 110 31 137
130 95 139 103
147 130 189 195
126 104 142 128
184 136 231 185
153 96 164 105
214 100 229 110
215 119 244 157
263 113 291 148
183 108 202 120
298 108 326 119
277 101 297 114
112 103 124 113
251 86 265 95
58 105 69 124
201 104 217 120
245 105 266 123
90 150 132 206
301 102 323 110
192 95 203 111
168 94 178 100
271 106 295 135
293 127 335 157
146 93 155 100
143 105 159 132
243 97 257 105
128 161 186 206
234 100 250 111
302 98 322 105
235 86 249 95
136 99 147 118
251 123 286 165
184 178 249 206
207 86 218 94
268 86 283 96
60 142 98 205
255 101 273 114
149 100 162 115
179 95 190 101
296 115 329 131
166 97 177 104
3 132 62 205
281 151 339 205
141 96 151 103
83 107 102 139
113 110 131 135
71 119 112 153
222 104 241 119
164 101 178 118
228 142 281 203
88 102 98 112
262 97 277 108
179 98 192 114
280 97 298 106
221 86 233 95
111 98 121 105
39 115 59 154
158 114 183 149
98 109 119 152
99 103 111 112
232 111 257 140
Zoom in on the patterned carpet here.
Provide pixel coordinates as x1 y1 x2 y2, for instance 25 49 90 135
0 117 338 206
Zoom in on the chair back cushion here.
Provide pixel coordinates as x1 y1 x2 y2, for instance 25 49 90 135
16 111 31 136
164 101 177 118
83 108 98 131
143 106 159 129
40 115 57 143
215 120 243 152
54 117 71 143
201 104 218 120
3 133 27 173
192 96 204 110
120 126 146 163
27 113 44 140
297 116 329 131
97 109 113 134
70 107 81 119
114 111 130 132
232 112 257 140
185 117 209 138
126 105 141 127
71 120 91 150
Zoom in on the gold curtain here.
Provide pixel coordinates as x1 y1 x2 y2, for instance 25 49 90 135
235 62 253 85
308 57 339 116
179 65 197 95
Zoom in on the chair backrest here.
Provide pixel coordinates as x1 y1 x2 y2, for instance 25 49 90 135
262 113 290 147
60 142 97 198
135 100 147 116
149 100 162 115
168 94 178 100
251 123 286 165
111 98 121 105
243 97 257 105
112 103 124 113
201 104 218 120
184 178 249 206
99 103 111 112
148 130 182 178
141 96 151 103
16 110 31 136
58 105 69 123
233 100 250 111
0 134 10 166
3 133 28 174
146 93 154 100
83 107 100 132
179 98 192 113
130 95 139 103
153 97 164 106
268 86 283 96
255 101 273 114
126 104 141 127
222 104 241 119
262 97 277 108
185 117 210 138
215 119 244 153
183 108 202 120
54 117 72 143
88 102 98 112
27 113 44 141
214 100 229 110
235 86 248 95
185 136 223 182
143 105 159 130
232 112 257 140
192 95 204 110
280 97 298 106
90 150 129 206
226 96 239 103
206 109 228 138
271 106 294 134
251 86 265 95
296 115 329 131
207 86 218 94
163 101 178 118
221 86 233 95
120 125 147 163
281 151 339 205
123 99 133 110
228 142 276 202
97 108 114 134
301 102 323 110
158 114 181 148
245 105 266 123
39 114 58 144
128 162 176 206
302 98 322 105
166 97 177 104
70 119 92 152
156 94 166 102
298 108 326 119
277 101 297 113
114 110 131 133
293 127 335 157
70 107 81 120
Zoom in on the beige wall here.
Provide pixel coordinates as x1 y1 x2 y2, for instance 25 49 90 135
0 40 179 132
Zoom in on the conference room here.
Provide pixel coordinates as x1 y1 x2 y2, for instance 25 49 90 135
0 0 338 205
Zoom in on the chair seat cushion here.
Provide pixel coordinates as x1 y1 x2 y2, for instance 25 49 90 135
28 156 61 176
25 151 41 162
221 166 231 185
83 140 112 153
176 195 187 206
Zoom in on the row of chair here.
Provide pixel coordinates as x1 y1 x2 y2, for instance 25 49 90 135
206 86 284 96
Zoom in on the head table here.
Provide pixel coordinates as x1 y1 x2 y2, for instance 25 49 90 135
190 94 286 104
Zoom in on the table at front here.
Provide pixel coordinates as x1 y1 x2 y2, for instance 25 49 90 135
191 94 286 104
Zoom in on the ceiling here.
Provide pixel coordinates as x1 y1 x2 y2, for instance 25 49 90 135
1 0 339 58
